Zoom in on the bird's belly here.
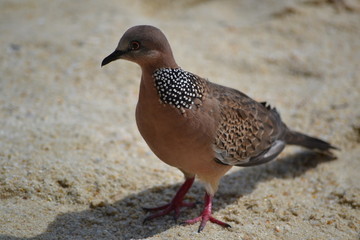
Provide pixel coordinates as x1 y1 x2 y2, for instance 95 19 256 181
135 104 215 174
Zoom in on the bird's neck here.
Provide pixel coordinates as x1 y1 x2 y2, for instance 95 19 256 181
138 67 162 106
141 59 178 73
138 55 179 99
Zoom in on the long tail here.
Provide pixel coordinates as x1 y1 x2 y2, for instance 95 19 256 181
284 130 338 151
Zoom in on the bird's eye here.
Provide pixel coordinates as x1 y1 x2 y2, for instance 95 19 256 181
130 41 140 50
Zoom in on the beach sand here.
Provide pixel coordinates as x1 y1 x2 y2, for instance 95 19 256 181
0 0 359 239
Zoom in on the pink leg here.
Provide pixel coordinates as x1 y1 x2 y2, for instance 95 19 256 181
143 177 195 223
183 192 231 232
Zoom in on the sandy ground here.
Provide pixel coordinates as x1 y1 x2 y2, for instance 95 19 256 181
0 0 360 239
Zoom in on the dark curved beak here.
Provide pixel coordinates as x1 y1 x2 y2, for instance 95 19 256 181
101 50 125 67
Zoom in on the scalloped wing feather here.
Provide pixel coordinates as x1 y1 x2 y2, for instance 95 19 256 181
210 83 287 166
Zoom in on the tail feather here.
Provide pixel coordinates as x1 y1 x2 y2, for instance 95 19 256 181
285 130 338 151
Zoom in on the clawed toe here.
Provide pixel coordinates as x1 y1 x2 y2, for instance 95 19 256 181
142 178 195 224
183 215 231 233
142 200 196 224
141 179 230 232
182 193 231 232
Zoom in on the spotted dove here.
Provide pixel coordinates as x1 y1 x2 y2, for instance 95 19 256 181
101 25 336 232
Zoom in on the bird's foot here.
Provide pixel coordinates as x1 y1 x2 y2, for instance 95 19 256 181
182 193 231 232
143 177 195 223
183 214 231 233
143 200 196 223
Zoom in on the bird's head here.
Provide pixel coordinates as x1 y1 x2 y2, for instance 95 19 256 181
101 25 178 70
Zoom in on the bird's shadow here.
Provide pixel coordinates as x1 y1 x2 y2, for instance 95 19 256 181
1 150 335 240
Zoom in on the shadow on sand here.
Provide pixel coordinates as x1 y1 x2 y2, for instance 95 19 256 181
1 151 335 240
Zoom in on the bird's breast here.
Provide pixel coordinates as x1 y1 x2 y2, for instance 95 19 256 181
135 80 219 174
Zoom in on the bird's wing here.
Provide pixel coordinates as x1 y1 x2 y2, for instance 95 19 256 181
209 83 287 166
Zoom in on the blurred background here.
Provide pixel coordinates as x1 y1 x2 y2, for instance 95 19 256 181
0 0 359 239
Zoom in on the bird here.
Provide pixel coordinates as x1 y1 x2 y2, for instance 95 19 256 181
101 25 337 232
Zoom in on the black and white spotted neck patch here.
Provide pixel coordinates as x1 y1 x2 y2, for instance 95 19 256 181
153 68 204 109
